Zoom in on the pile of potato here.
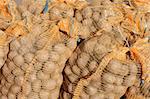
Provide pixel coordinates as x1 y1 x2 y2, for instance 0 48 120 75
0 0 149 99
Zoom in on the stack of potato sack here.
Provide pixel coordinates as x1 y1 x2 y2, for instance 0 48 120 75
0 0 88 99
0 0 150 99
60 0 150 99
